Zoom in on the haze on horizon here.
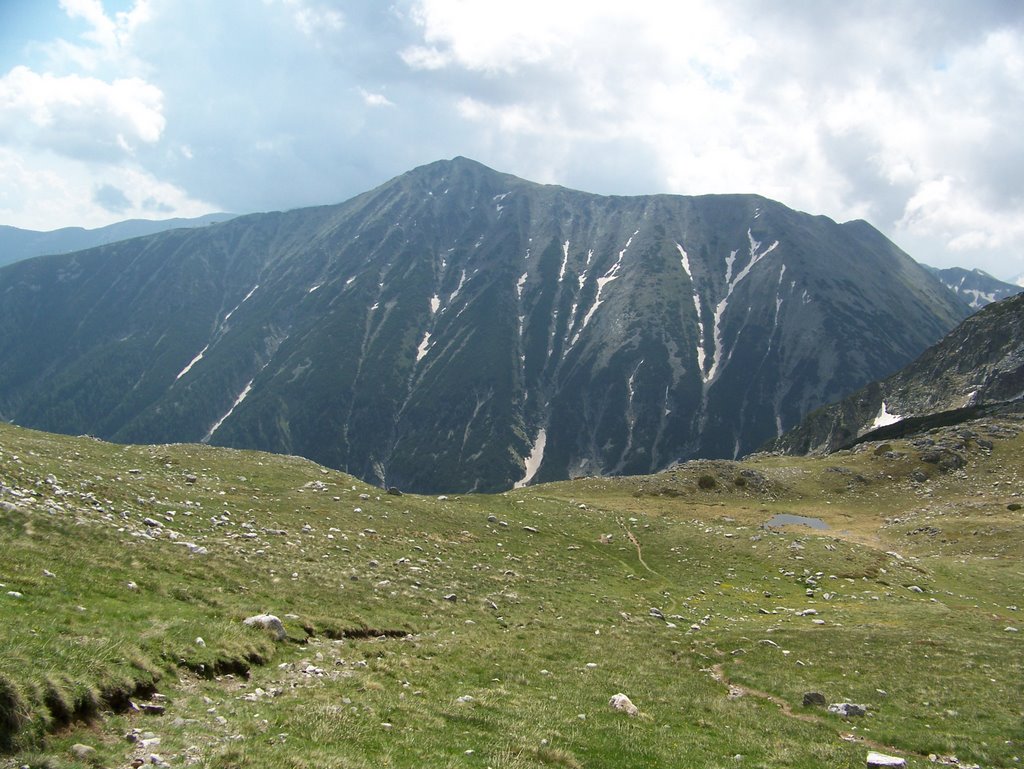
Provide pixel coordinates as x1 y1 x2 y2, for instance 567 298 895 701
1 0 1022 280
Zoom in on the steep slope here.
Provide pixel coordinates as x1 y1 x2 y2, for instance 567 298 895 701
0 158 967 492
925 265 1023 309
0 213 236 269
771 291 1024 454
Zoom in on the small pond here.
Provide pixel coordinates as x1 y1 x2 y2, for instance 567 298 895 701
764 513 829 530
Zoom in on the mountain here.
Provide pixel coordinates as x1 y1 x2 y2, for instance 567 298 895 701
0 157 968 492
0 213 236 268
925 265 1023 309
769 291 1024 455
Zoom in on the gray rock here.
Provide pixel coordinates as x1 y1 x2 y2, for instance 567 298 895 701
802 692 827 707
828 702 867 717
243 613 287 641
866 752 906 768
70 743 96 761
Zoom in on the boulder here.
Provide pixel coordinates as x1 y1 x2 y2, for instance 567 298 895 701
243 613 287 641
608 693 640 717
828 702 867 717
866 752 906 768
802 691 827 707
70 743 97 762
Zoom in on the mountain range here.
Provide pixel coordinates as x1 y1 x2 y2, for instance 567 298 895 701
0 213 236 269
0 158 969 492
925 265 1023 309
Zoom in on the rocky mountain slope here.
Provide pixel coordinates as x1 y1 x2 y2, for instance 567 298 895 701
770 292 1024 454
0 158 967 492
0 213 235 269
925 265 1023 309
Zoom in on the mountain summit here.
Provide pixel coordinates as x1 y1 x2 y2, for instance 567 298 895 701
0 158 967 491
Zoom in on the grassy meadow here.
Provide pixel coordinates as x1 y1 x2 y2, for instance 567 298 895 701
0 416 1021 768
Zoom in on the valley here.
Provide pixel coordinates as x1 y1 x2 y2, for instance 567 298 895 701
1 410 1020 768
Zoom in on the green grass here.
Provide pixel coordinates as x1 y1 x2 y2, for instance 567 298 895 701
0 417 1022 768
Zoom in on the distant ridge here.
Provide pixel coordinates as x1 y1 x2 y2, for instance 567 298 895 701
925 265 1023 309
0 213 237 268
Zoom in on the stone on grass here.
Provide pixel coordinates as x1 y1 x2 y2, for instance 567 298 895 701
243 613 287 641
828 702 867 717
609 693 640 717
802 692 827 707
70 743 97 761
866 751 906 768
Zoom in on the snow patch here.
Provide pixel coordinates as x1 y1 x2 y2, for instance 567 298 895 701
430 295 440 314
204 379 254 441
223 284 259 324
559 241 570 282
345 276 356 286
514 428 547 489
516 272 528 300
676 243 706 372
416 332 432 362
308 284 322 294
449 270 466 304
574 231 636 343
703 231 777 385
870 402 902 430
175 344 209 381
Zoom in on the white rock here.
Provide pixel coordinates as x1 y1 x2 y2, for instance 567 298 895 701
243 614 287 641
609 693 639 717
866 751 906 768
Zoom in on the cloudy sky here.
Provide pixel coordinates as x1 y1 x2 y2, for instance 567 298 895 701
2 1 1022 279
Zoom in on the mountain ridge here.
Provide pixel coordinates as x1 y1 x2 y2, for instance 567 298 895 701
769 291 1024 455
0 158 968 492
0 212 237 269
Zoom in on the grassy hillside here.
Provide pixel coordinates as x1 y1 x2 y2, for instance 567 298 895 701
0 416 1021 768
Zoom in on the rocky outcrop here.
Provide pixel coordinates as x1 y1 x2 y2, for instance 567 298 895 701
771 292 1024 455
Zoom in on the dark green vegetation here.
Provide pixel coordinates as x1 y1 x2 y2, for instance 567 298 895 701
0 158 968 493
773 292 1024 455
1 415 1021 768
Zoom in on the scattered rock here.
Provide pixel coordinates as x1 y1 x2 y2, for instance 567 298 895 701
70 743 97 761
907 585 924 594
828 702 867 717
608 693 639 717
243 613 287 641
523 526 539 533
802 692 827 707
386 486 403 496
866 752 906 768
1008 503 1022 511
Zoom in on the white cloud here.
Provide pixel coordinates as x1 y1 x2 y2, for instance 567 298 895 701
0 65 164 161
359 88 394 108
402 0 1024 278
0 146 216 230
54 0 152 68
